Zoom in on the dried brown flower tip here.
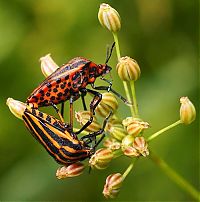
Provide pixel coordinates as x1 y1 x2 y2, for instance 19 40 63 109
123 117 149 137
56 163 85 179
103 138 121 150
133 137 149 157
98 3 121 33
89 148 113 169
103 173 123 198
75 111 101 132
116 56 141 81
180 97 196 125
96 92 118 117
6 98 27 120
40 54 59 77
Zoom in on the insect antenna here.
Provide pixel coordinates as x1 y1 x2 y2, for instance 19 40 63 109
105 42 115 64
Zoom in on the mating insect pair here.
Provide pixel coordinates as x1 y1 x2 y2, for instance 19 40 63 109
22 43 129 165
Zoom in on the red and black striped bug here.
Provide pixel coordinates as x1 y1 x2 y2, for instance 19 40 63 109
26 43 129 134
22 106 111 165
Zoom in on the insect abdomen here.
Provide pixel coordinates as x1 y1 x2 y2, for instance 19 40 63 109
22 109 91 165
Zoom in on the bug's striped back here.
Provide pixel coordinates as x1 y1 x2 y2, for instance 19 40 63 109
22 108 92 165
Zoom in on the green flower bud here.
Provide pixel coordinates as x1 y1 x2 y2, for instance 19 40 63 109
6 98 27 120
180 97 196 125
121 134 135 151
116 56 141 81
40 54 59 77
98 3 121 33
89 148 113 170
108 124 127 141
56 163 85 179
103 173 123 199
75 111 101 132
96 92 118 118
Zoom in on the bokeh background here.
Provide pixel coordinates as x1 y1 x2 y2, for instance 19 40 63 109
0 0 198 201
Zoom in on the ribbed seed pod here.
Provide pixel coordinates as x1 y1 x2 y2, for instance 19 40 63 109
123 146 140 157
180 97 196 125
56 163 85 179
96 92 118 118
103 173 123 199
116 56 141 81
133 137 149 157
122 117 149 137
103 138 121 150
6 98 27 120
40 54 59 77
98 3 121 33
75 111 101 132
89 148 113 170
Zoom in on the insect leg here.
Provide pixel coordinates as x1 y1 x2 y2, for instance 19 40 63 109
75 89 102 135
80 111 112 146
50 102 65 122
91 83 132 106
61 102 65 118
80 88 87 111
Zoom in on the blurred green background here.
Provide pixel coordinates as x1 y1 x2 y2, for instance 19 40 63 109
0 0 198 201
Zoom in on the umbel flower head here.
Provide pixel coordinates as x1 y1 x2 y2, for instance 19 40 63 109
180 97 196 125
6 98 27 120
98 3 121 33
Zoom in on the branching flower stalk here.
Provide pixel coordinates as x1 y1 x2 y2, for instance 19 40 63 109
98 3 198 200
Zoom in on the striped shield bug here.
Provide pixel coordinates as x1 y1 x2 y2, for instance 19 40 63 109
26 43 129 133
22 107 112 165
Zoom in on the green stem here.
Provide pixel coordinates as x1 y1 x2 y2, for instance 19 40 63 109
123 81 135 116
112 32 135 117
130 80 139 117
113 150 123 159
147 120 182 142
150 152 200 201
112 32 121 60
122 158 137 179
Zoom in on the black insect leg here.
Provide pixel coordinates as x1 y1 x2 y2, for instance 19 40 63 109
91 83 131 106
50 102 65 122
75 89 102 135
80 88 87 111
81 111 112 147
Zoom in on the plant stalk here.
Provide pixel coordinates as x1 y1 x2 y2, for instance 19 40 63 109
147 120 182 142
150 152 200 201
